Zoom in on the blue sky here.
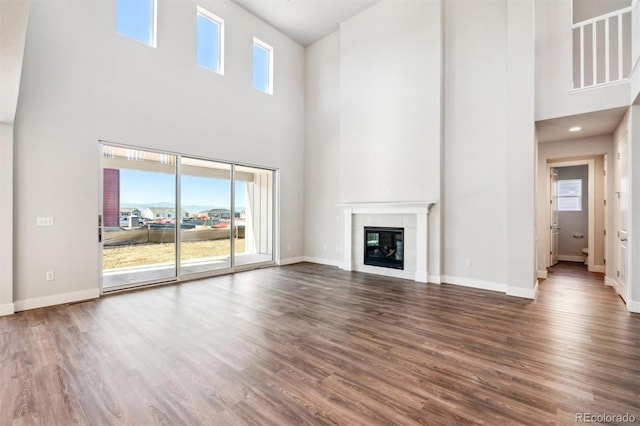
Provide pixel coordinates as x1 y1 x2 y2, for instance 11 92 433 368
120 170 245 209
117 0 154 45
197 14 221 72
253 43 270 92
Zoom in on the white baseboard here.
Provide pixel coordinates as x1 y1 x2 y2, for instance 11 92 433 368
627 300 640 313
340 262 354 271
278 256 305 266
604 276 616 287
428 274 441 284
441 275 507 293
14 288 100 312
0 303 15 316
415 271 428 283
537 270 548 279
557 255 586 262
589 265 605 273
302 256 341 268
507 281 538 300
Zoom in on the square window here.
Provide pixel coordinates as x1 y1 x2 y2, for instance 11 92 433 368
197 7 224 74
557 179 582 211
117 0 156 47
253 37 273 94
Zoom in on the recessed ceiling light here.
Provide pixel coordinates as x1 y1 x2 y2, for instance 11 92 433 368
569 126 582 132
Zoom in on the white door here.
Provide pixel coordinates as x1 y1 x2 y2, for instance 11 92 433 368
550 168 559 266
616 132 629 302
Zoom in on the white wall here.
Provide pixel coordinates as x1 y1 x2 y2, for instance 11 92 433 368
304 0 442 274
535 0 630 121
339 0 441 204
443 0 536 294
629 106 640 311
0 124 14 315
304 32 342 265
13 0 305 309
536 135 615 278
506 0 537 296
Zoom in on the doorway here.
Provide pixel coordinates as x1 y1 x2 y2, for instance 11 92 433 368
99 143 276 292
547 158 606 273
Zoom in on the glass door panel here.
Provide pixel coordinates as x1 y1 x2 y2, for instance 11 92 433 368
234 165 274 267
102 146 177 289
180 158 232 275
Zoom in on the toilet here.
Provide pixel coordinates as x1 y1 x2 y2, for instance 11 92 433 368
581 247 588 265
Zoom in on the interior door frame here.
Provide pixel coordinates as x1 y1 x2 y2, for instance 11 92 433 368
546 159 596 270
549 167 559 267
615 128 629 303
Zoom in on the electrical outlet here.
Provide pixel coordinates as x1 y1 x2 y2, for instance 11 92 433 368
286 244 291 251
46 271 55 281
465 259 471 267
323 245 327 252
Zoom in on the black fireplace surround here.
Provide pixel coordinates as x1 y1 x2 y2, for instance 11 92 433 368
364 226 404 270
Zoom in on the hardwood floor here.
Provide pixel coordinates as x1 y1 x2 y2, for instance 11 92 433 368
1 261 638 425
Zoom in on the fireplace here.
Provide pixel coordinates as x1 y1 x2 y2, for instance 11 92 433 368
340 202 436 282
364 227 404 270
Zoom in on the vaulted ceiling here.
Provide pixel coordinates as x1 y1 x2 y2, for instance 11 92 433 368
230 0 382 46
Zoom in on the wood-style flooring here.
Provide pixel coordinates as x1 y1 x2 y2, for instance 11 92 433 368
1 261 639 425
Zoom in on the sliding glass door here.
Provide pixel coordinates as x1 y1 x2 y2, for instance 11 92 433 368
100 143 275 291
102 146 177 289
234 165 274 267
180 158 232 275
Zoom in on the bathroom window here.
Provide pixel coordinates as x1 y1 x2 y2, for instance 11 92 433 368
557 179 582 211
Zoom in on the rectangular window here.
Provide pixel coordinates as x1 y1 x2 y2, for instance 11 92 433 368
557 179 582 211
253 37 273 94
196 7 224 74
117 0 156 47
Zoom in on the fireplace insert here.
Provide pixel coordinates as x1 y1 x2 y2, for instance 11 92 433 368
364 226 404 270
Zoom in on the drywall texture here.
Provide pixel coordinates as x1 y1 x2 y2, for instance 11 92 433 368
444 0 521 289
0 124 13 314
14 0 305 307
339 0 441 204
556 165 589 257
628 106 640 308
303 32 342 265
441 0 537 295
506 0 537 295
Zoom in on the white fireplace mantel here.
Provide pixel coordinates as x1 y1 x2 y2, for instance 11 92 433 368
339 201 437 283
